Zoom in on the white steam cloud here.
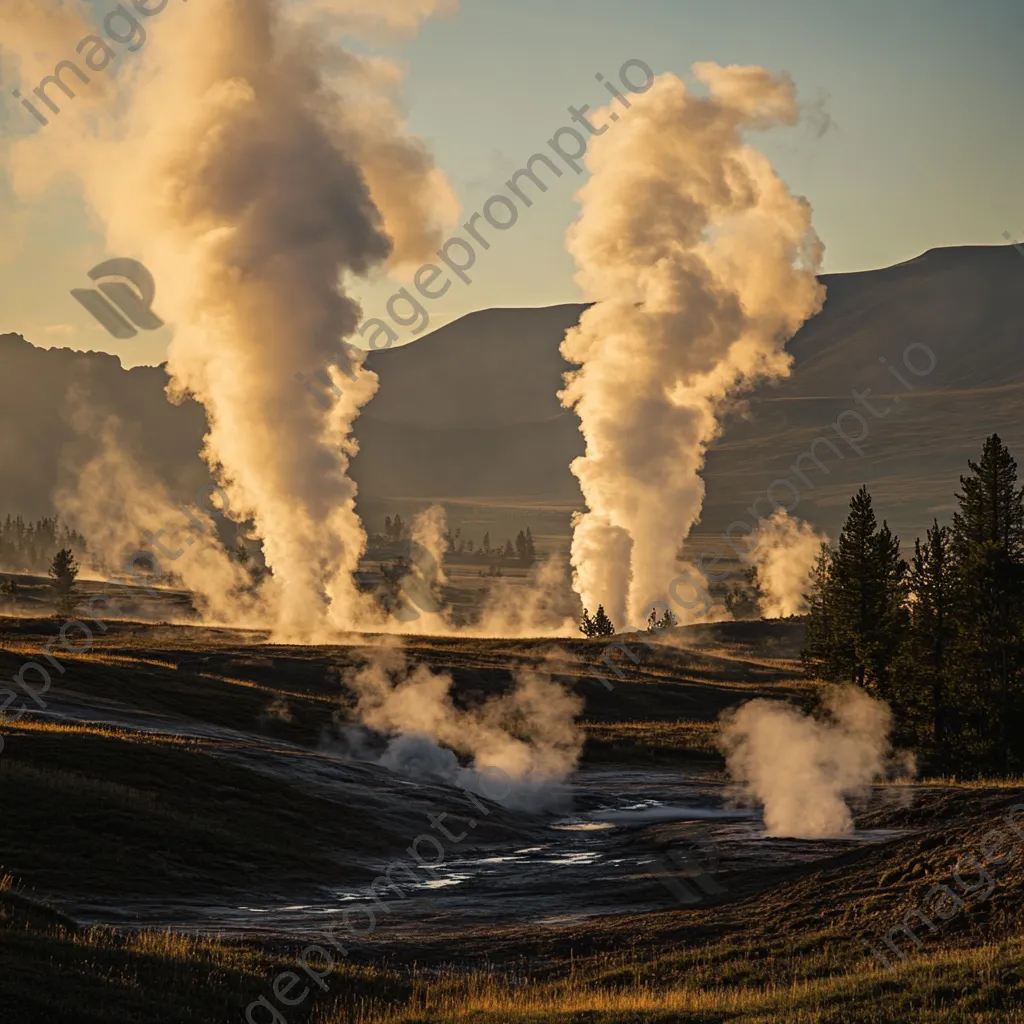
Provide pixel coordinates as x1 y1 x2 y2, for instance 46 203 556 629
346 642 584 809
470 556 579 639
559 64 825 629
385 504 453 633
749 509 829 618
55 407 259 623
409 505 450 593
371 506 577 638
717 687 906 838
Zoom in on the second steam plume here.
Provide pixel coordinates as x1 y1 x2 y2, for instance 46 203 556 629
560 63 826 630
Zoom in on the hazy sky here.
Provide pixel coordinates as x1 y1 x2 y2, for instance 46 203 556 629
1 0 1021 368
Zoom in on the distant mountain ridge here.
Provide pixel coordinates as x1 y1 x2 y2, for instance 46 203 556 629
358 243 1024 545
3 243 1022 546
0 333 209 521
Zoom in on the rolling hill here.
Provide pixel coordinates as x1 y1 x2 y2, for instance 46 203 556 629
2 242 1022 549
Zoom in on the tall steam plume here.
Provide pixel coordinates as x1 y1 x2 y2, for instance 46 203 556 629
560 64 825 628
4 0 457 636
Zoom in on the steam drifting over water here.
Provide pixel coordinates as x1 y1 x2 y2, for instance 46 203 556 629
717 687 909 838
344 642 584 810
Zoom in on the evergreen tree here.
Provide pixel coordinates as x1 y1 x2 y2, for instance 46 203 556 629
725 565 762 620
951 435 1024 771
515 529 528 562
579 608 597 638
482 532 490 555
871 516 910 696
0 513 87 574
903 521 959 758
643 607 678 632
592 604 615 637
802 542 838 678
805 486 908 697
524 527 536 565
832 486 878 688
49 548 79 619
953 435 1024 555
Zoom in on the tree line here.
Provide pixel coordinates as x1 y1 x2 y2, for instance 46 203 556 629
0 515 87 575
802 434 1024 775
371 514 538 566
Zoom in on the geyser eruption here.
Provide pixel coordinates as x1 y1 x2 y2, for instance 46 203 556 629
559 64 826 628
717 687 906 838
3 0 456 635
346 643 584 809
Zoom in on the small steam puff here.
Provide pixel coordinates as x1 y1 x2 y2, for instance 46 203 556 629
748 509 829 618
381 505 577 638
55 405 262 625
717 687 907 838
345 644 583 810
470 555 580 639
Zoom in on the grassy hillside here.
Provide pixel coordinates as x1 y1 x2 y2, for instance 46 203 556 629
3 617 1023 1022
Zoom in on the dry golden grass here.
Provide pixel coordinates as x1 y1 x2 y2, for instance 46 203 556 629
0 718 202 747
586 719 719 752
69 924 270 973
582 719 724 765
195 669 340 705
323 938 1024 1024
880 775 1024 789
0 645 177 670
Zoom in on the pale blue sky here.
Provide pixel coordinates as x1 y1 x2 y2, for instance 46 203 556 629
1 0 1021 367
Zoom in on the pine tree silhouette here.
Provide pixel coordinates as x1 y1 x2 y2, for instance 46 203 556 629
951 434 1024 772
592 604 615 637
49 547 80 619
579 608 596 637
